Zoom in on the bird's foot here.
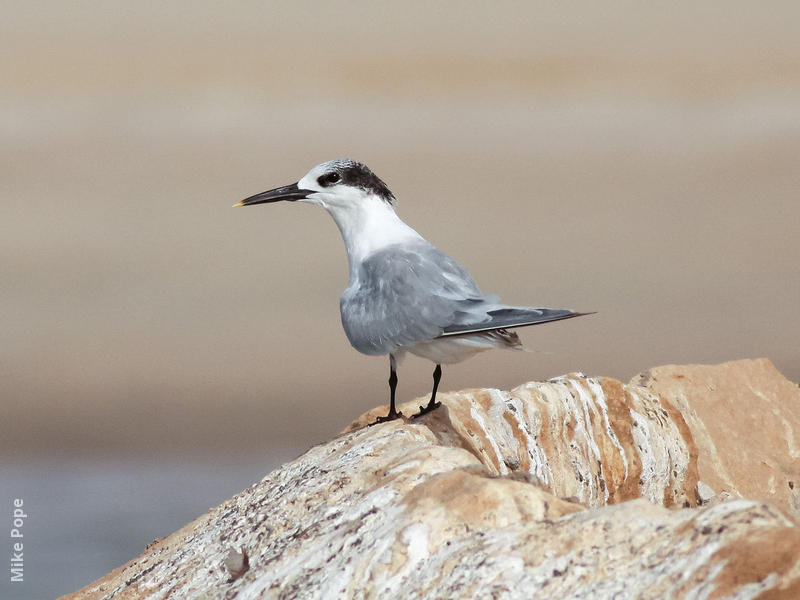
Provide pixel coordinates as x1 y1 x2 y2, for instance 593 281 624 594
411 401 441 419
370 410 404 426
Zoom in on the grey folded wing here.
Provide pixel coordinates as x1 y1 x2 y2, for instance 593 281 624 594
340 242 489 355
440 307 589 337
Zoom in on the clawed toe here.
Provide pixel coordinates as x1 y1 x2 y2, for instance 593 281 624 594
411 401 441 419
371 410 404 426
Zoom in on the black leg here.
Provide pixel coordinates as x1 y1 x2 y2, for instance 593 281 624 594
374 354 403 423
412 364 442 418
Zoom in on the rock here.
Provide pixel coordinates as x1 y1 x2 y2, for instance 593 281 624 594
350 372 701 510
223 548 249 582
695 480 717 505
636 358 800 517
62 360 800 600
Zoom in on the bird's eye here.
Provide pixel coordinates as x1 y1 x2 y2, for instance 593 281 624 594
318 172 341 187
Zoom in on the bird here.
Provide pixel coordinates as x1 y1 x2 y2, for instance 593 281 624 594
235 159 590 423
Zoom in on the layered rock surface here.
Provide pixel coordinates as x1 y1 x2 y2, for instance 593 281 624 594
64 359 800 599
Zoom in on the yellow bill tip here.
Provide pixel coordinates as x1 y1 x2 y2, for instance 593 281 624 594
232 201 245 207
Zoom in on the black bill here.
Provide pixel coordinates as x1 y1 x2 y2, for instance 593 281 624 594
234 182 314 207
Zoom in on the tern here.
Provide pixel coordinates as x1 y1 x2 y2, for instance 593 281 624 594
236 159 590 423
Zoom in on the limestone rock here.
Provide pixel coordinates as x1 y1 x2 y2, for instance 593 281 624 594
636 358 800 517
350 372 700 510
63 360 800 599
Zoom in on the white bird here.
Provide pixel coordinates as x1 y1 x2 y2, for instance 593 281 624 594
236 159 590 423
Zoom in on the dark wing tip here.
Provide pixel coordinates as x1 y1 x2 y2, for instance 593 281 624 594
439 309 595 338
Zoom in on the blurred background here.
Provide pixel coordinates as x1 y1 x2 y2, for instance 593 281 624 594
2 2 799 597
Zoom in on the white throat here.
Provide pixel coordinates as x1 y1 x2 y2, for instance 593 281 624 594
324 196 422 281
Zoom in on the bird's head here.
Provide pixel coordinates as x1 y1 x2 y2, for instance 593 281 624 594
235 159 396 211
